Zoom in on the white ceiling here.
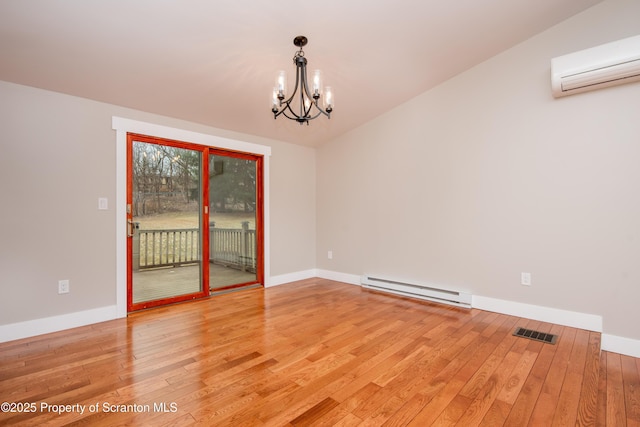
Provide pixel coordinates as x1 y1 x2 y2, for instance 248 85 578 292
0 0 602 147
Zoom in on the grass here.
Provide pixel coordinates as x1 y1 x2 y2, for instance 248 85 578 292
136 211 255 230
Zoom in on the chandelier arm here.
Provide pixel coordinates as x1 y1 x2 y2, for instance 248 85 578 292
279 97 310 122
283 109 321 124
275 99 330 122
277 56 306 121
282 102 303 120
275 94 330 121
300 65 314 105
301 61 322 119
276 103 327 124
281 60 301 108
301 67 331 118
314 105 331 118
281 110 302 121
306 109 326 120
273 107 288 119
274 97 303 122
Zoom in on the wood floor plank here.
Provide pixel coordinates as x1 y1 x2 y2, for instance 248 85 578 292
458 333 516 400
500 323 564 426
326 337 418 403
621 353 640 426
430 393 472 426
405 313 518 425
527 326 576 426
605 351 627 427
383 392 436 427
495 349 537 406
290 396 340 425
576 331 601 427
596 351 608 427
0 278 635 426
318 382 381 426
455 348 522 426
552 328 591 426
478 399 512 427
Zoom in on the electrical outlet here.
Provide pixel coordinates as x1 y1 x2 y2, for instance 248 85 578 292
58 280 70 294
521 272 531 286
327 250 333 260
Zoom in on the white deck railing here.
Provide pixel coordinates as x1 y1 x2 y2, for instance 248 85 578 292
133 222 256 272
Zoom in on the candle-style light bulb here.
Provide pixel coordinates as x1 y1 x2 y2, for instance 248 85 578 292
324 86 333 112
276 71 287 98
272 88 279 112
312 70 322 98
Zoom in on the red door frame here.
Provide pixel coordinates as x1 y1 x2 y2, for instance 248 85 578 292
126 133 264 312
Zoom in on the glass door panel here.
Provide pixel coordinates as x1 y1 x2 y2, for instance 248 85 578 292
208 153 259 290
128 137 206 311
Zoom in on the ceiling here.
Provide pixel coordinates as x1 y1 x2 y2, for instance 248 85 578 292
0 0 602 147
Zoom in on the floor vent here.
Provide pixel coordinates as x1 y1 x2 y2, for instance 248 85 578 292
513 327 558 344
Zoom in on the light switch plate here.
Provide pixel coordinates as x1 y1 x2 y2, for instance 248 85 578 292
98 197 108 210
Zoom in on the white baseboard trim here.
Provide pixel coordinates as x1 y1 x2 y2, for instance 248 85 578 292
0 305 119 343
267 269 318 287
5 275 639 358
602 334 640 358
472 295 602 332
316 269 361 285
267 269 361 287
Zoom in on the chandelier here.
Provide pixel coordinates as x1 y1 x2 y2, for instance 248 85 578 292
271 36 334 125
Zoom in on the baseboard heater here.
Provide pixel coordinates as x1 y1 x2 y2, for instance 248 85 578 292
361 275 472 308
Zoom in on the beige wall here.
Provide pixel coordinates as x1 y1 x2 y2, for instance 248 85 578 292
0 80 316 325
317 0 640 340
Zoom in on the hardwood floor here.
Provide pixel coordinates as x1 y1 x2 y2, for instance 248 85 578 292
1 278 638 426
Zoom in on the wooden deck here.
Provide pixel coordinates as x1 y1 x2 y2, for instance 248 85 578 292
1 278 639 426
133 263 257 303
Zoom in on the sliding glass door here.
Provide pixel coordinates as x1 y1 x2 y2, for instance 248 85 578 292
126 134 263 312
208 151 262 291
127 135 207 311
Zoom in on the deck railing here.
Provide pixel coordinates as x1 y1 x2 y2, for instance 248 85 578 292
132 221 256 272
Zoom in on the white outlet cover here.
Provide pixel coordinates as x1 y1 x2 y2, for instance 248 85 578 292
98 197 108 210
58 279 70 294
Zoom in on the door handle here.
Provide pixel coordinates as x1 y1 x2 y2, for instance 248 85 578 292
127 219 135 237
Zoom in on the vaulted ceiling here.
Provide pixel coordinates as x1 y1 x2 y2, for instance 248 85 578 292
0 0 602 147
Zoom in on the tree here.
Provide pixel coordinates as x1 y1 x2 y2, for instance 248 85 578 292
209 156 256 212
132 142 201 215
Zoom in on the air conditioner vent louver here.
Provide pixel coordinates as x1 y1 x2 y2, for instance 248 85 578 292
552 35 640 97
361 275 471 308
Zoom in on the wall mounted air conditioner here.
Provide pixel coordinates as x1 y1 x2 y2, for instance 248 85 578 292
551 35 640 97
